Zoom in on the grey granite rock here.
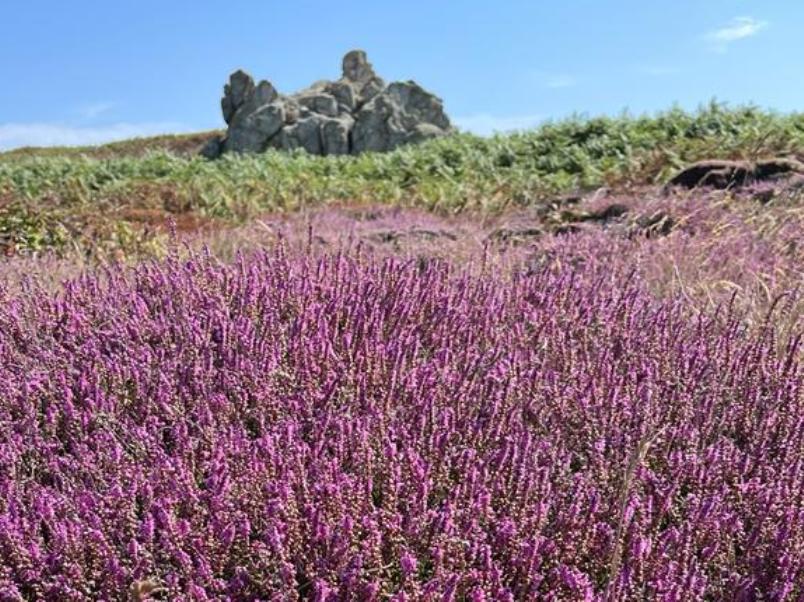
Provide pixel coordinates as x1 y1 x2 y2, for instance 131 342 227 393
214 50 452 156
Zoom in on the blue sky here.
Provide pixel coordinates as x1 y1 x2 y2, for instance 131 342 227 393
1 0 801 149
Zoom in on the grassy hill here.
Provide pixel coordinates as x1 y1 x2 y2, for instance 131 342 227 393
1 102 803 257
0 131 223 161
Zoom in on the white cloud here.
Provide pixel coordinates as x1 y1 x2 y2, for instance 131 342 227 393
0 121 191 151
705 17 767 51
77 102 116 120
454 114 544 136
545 75 577 89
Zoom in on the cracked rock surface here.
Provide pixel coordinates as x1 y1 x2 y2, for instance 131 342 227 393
204 50 452 158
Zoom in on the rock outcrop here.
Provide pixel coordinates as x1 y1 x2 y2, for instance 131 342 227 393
666 158 804 190
204 50 452 158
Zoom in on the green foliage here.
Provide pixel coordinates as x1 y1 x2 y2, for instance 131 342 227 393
0 200 70 252
0 102 802 255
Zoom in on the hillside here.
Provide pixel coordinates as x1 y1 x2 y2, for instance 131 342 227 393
0 131 223 161
2 102 804 599
1 103 803 260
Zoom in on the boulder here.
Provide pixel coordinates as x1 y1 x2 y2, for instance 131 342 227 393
249 103 284 137
296 93 339 118
321 115 354 156
207 50 452 158
221 70 255 125
223 126 271 155
325 81 358 112
271 117 322 155
352 81 451 153
230 81 279 126
341 50 385 107
666 158 804 190
342 50 374 83
385 81 451 131
754 158 804 180
200 135 224 160
666 160 751 190
224 102 284 154
282 98 302 125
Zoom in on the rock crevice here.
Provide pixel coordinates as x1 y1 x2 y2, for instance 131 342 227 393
204 50 452 158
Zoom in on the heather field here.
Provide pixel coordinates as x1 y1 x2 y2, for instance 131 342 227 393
1 109 804 600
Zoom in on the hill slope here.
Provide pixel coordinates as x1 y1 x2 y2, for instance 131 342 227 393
1 103 803 258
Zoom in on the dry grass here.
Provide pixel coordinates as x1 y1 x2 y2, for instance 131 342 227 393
0 131 222 161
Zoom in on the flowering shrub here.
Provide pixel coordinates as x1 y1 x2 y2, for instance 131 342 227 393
0 245 802 600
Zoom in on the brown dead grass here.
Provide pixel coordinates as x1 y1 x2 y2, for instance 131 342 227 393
0 131 222 161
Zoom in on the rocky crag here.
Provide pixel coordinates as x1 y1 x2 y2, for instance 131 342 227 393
203 50 452 158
